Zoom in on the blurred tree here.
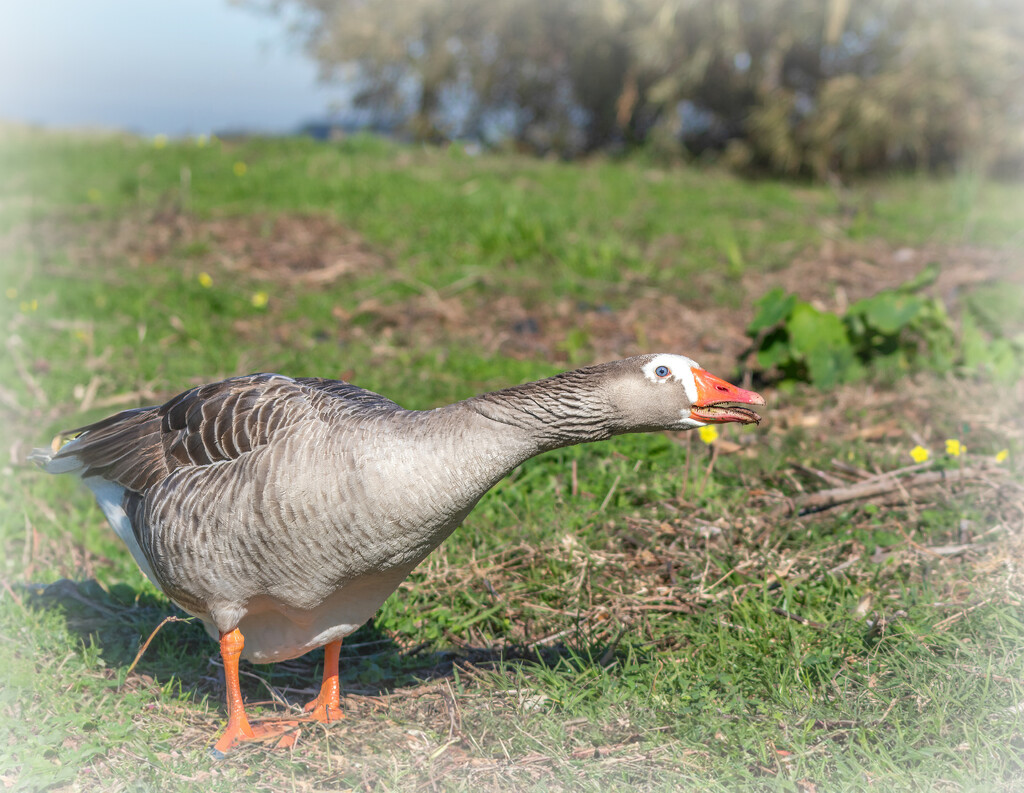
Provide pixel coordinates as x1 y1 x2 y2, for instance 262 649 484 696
630 0 1024 176
242 0 1024 176
245 0 641 153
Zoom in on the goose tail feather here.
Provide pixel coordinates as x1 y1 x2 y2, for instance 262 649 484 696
29 437 86 475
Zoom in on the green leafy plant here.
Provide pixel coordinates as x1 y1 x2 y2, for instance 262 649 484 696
747 267 1022 388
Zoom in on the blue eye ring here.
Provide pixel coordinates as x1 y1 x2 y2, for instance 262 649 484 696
655 365 670 378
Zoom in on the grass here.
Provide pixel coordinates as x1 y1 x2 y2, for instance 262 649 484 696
1 129 1023 791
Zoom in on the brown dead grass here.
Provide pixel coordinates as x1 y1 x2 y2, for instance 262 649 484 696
10 207 384 284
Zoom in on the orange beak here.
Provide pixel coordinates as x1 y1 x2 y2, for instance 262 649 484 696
689 369 766 425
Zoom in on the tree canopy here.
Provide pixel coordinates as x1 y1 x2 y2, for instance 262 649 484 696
245 0 1024 177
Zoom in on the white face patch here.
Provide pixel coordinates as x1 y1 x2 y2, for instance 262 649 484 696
641 353 701 404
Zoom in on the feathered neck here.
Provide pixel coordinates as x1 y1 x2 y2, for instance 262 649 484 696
458 364 624 452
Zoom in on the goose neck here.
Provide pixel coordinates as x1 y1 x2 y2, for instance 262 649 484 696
460 372 618 453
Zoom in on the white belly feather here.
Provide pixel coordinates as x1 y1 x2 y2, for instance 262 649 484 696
197 566 413 663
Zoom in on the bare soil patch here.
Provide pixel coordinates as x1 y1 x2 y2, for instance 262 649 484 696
7 207 385 285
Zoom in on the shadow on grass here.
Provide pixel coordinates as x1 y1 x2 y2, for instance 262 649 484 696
23 578 610 717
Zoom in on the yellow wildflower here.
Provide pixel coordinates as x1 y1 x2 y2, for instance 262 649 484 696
5 287 16 300
698 425 719 445
233 161 248 177
909 445 930 464
945 439 963 457
87 188 102 202
153 134 168 149
251 291 269 308
196 134 208 147
20 299 38 312
996 449 1009 463
198 272 213 288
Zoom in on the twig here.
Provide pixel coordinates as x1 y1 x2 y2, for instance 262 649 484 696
679 432 693 501
90 386 161 410
0 384 27 413
1 579 26 612
698 445 718 498
829 459 873 479
442 678 462 740
76 375 103 413
623 603 700 614
528 625 576 648
717 618 754 633
772 607 827 630
916 543 973 557
7 337 48 406
599 624 629 667
794 466 997 516
792 464 848 487
120 615 193 688
599 475 621 512
237 668 294 710
825 555 861 576
934 599 991 631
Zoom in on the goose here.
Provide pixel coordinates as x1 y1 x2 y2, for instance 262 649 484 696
32 353 765 755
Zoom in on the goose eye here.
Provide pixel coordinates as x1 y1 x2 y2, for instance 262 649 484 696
655 366 670 378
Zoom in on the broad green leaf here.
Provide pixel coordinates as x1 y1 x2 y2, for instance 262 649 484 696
748 288 797 335
848 292 925 335
788 303 858 388
755 328 792 368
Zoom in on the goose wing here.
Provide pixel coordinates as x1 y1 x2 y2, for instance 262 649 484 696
44 373 402 493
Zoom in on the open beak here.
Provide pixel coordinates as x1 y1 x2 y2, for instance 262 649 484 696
689 369 766 425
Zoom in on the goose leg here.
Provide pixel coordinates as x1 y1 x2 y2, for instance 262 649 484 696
212 628 256 756
302 640 345 723
211 628 300 756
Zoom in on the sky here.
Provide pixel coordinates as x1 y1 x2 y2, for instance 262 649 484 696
0 0 343 136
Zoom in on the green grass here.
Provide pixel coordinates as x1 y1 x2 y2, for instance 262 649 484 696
1 130 1023 791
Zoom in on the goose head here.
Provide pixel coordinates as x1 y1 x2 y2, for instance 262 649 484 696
605 353 765 433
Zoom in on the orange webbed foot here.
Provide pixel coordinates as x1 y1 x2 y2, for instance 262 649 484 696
211 718 301 758
300 639 345 723
210 633 346 756
211 627 303 757
301 691 345 723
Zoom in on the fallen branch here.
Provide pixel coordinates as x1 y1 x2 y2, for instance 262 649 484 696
793 465 998 516
791 463 848 487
